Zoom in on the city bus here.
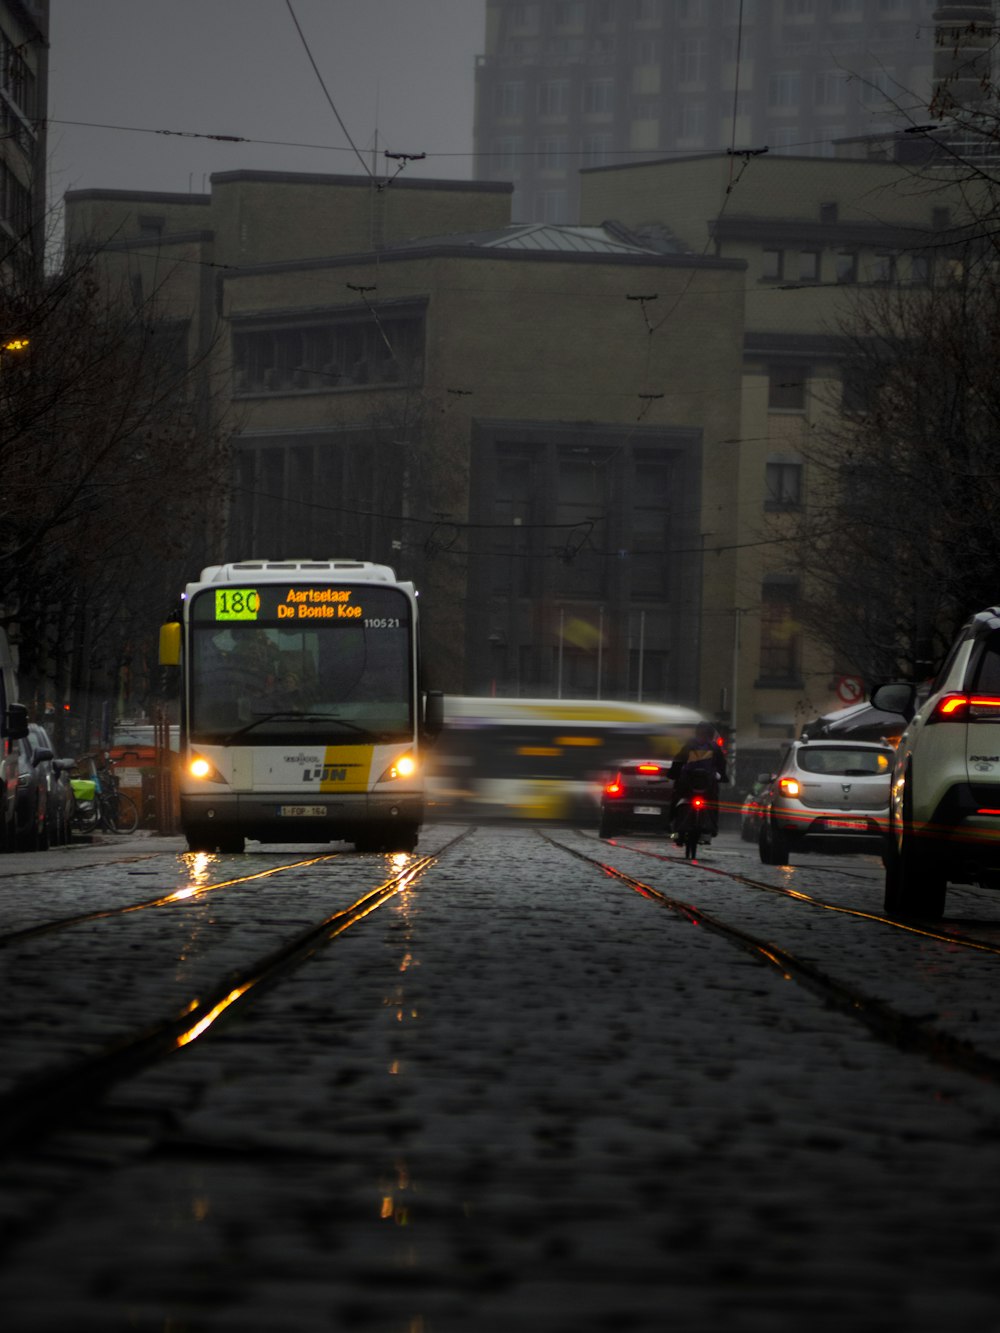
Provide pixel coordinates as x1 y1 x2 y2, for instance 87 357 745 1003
425 695 705 824
160 559 442 854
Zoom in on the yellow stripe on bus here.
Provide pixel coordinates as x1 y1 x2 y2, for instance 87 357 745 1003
319 745 374 793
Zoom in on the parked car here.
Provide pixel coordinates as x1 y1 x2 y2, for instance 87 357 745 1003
14 724 55 850
740 773 772 842
599 758 674 839
0 629 27 852
758 738 894 867
30 724 75 846
872 606 1000 921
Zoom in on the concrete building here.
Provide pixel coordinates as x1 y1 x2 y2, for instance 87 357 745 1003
0 0 47 275
579 143 984 765
65 170 746 717
473 0 943 223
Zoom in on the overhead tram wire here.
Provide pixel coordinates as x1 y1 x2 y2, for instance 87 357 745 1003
283 0 373 180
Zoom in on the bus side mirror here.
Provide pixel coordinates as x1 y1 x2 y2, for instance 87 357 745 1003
423 690 444 739
159 622 181 667
3 701 27 740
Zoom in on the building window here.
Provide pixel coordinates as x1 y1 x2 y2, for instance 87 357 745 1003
908 253 931 285
630 456 674 596
582 132 613 166
863 68 895 105
632 97 660 121
537 135 569 169
678 101 705 138
835 250 858 283
759 579 801 685
868 252 896 284
553 448 612 598
816 70 848 106
723 0 756 20
765 461 803 510
768 71 800 108
762 249 784 280
583 78 615 114
798 250 820 282
537 189 569 222
677 37 706 82
495 81 525 117
491 136 523 175
553 0 585 27
768 365 807 411
770 127 801 154
233 310 425 394
538 79 570 115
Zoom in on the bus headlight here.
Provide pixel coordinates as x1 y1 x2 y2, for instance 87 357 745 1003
188 755 226 783
379 753 417 782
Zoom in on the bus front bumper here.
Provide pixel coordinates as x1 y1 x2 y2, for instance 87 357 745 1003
180 790 424 842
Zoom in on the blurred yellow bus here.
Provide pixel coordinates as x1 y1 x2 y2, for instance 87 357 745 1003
426 696 704 823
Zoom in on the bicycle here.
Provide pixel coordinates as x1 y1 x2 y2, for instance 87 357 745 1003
672 770 715 860
71 757 139 835
96 765 139 833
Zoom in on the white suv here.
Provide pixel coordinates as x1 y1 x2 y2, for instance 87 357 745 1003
758 739 893 866
872 607 1000 921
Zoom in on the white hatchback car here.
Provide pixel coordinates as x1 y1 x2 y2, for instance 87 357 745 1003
872 607 1000 921
758 739 893 866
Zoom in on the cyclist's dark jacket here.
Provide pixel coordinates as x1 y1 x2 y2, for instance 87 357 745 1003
669 741 728 797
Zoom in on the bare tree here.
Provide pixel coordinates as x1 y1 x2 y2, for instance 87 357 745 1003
788 248 1000 685
0 248 231 742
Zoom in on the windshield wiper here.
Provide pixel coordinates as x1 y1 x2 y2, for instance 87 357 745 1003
218 712 373 745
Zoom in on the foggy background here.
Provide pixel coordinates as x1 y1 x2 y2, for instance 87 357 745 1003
47 0 485 201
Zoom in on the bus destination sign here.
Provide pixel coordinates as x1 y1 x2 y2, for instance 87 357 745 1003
205 585 409 626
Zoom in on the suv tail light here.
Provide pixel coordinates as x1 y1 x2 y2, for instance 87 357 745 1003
930 694 1000 722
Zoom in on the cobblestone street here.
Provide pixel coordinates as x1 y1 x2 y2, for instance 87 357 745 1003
3 827 1000 1332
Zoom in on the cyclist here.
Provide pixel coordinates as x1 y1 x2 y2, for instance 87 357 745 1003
669 722 728 842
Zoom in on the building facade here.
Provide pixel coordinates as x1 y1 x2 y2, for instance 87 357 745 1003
580 143 985 769
0 0 47 274
474 0 943 222
65 171 746 717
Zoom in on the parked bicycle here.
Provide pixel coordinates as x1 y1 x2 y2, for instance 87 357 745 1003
70 755 139 835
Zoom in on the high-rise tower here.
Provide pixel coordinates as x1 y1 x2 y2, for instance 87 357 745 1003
474 0 945 222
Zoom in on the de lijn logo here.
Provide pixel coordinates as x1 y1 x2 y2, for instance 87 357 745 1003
304 763 362 782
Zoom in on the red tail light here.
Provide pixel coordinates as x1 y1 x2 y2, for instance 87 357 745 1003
637 763 660 773
930 694 1000 722
604 775 623 798
692 796 705 809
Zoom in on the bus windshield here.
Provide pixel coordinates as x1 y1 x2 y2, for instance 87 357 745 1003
189 584 413 743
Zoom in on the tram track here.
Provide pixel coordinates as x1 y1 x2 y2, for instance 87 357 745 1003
543 828 1000 1088
588 832 1000 958
0 850 350 948
0 829 471 1152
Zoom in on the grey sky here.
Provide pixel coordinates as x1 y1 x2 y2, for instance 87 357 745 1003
47 0 485 202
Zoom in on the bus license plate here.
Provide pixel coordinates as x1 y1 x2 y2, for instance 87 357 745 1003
280 805 326 817
635 805 661 815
